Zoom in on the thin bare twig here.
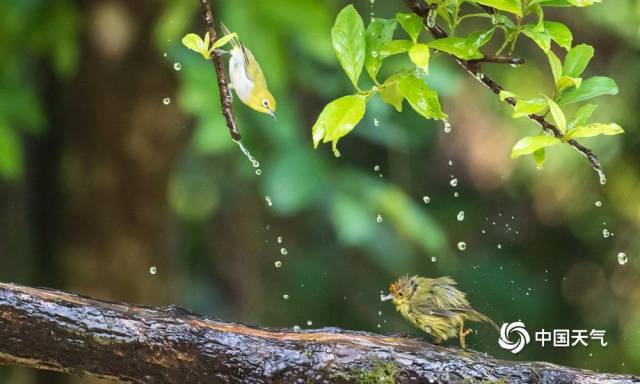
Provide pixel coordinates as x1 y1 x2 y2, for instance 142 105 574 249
199 0 241 140
469 55 525 65
404 0 604 178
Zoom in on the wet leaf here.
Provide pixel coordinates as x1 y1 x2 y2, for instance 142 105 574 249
522 25 551 52
365 18 397 81
556 76 618 105
312 95 367 157
332 5 366 89
512 98 547 118
428 37 483 60
397 73 447 120
380 76 404 112
380 40 413 58
544 21 572 51
409 44 430 72
545 96 567 133
566 123 624 139
396 12 424 42
568 103 597 129
547 50 562 84
469 0 523 16
563 44 594 78
511 135 561 158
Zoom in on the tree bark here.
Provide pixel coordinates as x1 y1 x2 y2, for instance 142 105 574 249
0 283 637 384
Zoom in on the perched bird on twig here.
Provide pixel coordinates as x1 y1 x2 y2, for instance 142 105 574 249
381 275 499 348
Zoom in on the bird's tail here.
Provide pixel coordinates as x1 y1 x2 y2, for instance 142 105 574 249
219 22 240 49
467 310 500 332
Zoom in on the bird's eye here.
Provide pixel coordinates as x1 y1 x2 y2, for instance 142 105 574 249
262 99 270 107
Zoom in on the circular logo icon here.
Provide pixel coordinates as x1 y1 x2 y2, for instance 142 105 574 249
499 321 530 354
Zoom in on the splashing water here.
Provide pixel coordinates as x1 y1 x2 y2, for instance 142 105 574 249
234 140 260 169
597 169 607 185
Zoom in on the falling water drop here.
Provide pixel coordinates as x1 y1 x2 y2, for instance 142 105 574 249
234 140 260 169
283 294 290 300
422 196 431 204
443 119 452 133
450 178 458 187
255 169 262 176
162 97 171 105
376 214 383 223
457 211 465 221
595 201 602 207
431 256 437 263
618 252 628 265
173 62 182 71
306 320 313 326
597 170 607 185
374 165 381 171
149 266 157 275
457 242 467 251
293 325 301 332
277 236 283 244
274 260 282 268
602 229 610 238
280 247 288 256
265 196 273 206
374 118 380 127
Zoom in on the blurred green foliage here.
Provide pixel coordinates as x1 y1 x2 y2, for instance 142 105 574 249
1 0 639 383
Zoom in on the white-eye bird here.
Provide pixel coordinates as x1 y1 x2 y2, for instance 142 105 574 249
221 23 276 118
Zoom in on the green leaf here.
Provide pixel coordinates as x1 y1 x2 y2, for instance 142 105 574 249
466 28 496 49
409 44 430 72
545 96 567 133
544 21 572 51
332 5 366 89
556 75 582 93
499 90 517 101
566 123 624 139
365 18 397 81
568 103 597 129
563 43 594 78
547 50 562 84
512 98 547 118
567 0 602 6
511 135 561 158
533 148 546 169
469 0 523 16
182 33 210 59
529 0 601 6
521 25 551 52
396 12 424 42
210 33 237 51
380 40 414 58
312 95 367 157
398 73 447 120
556 76 618 105
428 37 483 60
547 50 563 84
380 80 404 112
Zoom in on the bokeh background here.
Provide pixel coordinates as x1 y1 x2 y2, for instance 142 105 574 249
1 0 639 382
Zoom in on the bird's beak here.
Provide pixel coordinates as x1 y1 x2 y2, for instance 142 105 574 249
267 108 276 120
380 293 394 302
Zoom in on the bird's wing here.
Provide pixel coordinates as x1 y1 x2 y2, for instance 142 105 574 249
240 45 268 88
428 276 473 310
220 22 240 49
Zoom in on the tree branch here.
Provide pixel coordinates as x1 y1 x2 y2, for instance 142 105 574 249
1 283 638 383
404 0 605 181
199 0 241 141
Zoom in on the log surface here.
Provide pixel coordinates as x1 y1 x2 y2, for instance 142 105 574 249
0 283 638 383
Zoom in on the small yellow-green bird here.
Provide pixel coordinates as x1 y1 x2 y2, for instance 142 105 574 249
221 24 276 118
381 275 499 348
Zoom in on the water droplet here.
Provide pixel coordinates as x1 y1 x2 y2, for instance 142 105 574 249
374 164 381 171
377 323 381 328
163 52 168 58
598 169 607 185
277 236 283 244
274 260 282 268
377 310 382 316
293 325 301 332
255 169 262 176
149 266 157 275
454 192 460 198
457 242 467 251
456 211 465 221
371 51 379 58
618 252 628 265
265 196 273 206
173 62 182 71
283 294 289 300
443 119 452 133
497 244 502 249
280 247 288 256
162 97 171 105
595 201 602 207
448 160 454 166
431 256 437 263
422 196 431 204
376 214 383 223
426 8 437 28
602 229 610 238
373 118 380 127
306 320 313 326
450 178 458 187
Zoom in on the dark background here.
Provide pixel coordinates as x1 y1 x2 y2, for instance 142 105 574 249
1 0 638 382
